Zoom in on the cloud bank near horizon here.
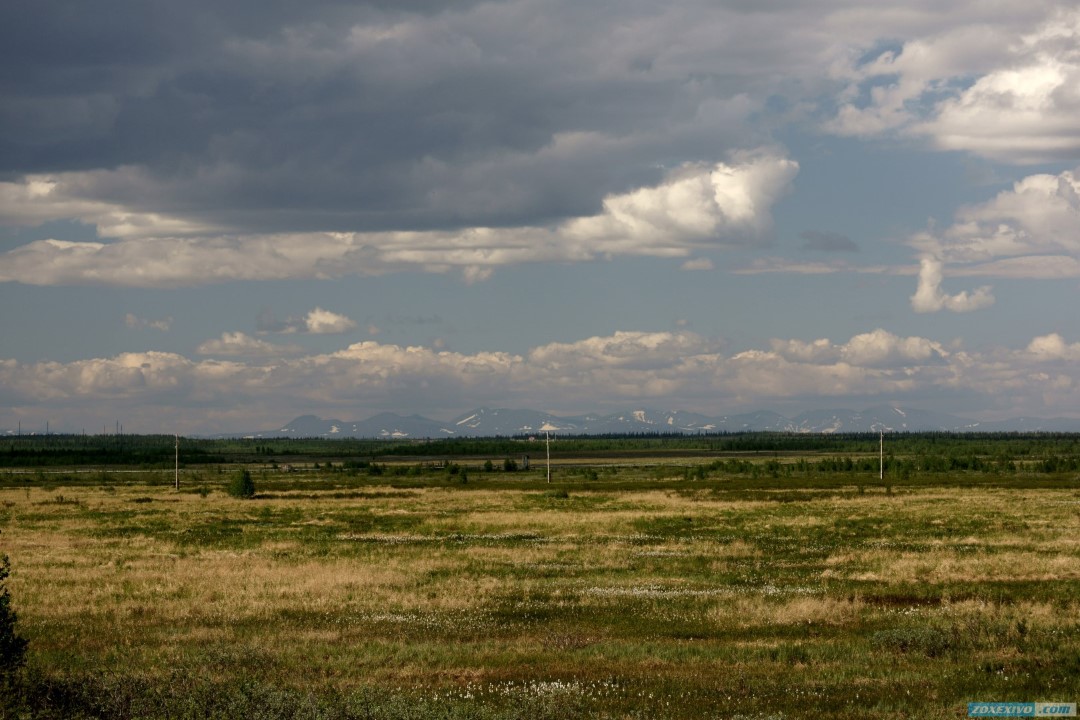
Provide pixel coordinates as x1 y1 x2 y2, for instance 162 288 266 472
3 328 1078 434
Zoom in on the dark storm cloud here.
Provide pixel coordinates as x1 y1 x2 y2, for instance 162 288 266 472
5 0 1071 244
1 0 778 233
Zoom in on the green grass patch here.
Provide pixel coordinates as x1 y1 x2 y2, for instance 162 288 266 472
1 457 1078 718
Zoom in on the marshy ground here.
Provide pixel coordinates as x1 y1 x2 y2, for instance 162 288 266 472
1 452 1078 718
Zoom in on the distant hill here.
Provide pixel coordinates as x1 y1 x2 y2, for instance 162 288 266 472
227 405 1080 439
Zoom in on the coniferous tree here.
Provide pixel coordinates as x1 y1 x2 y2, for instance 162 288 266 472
0 551 28 682
227 469 256 498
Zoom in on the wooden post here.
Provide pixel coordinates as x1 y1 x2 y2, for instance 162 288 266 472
546 432 551 484
879 429 883 481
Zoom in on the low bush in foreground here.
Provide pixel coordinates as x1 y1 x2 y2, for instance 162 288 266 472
1 550 29 716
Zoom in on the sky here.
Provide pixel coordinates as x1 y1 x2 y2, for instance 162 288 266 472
2 0 1080 434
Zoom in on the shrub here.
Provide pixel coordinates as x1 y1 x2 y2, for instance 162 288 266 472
0 552 28 683
227 469 256 499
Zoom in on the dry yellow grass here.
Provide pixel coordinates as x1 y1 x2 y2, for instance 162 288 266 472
1 479 1078 718
706 594 866 628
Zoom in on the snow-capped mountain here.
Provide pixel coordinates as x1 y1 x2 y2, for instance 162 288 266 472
268 413 452 439
449 407 584 435
786 406 981 433
12 405 1080 438
238 405 1080 439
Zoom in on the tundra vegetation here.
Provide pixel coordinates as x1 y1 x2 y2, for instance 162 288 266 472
0 433 1077 718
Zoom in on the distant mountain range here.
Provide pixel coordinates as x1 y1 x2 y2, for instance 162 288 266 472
226 406 1080 439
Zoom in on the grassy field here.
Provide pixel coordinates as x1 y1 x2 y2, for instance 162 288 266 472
1 462 1078 718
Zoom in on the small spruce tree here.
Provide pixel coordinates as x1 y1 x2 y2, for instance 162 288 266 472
0 551 28 684
227 469 256 499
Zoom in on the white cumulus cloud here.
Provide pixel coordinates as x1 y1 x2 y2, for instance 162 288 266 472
905 166 1080 310
258 307 358 335
1026 333 1080 361
196 332 304 357
910 256 995 313
771 330 948 367
6 328 1080 431
303 308 358 335
0 154 796 287
940 170 1080 264
564 154 798 250
829 8 1080 164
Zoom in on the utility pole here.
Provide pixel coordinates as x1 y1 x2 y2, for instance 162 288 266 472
175 434 179 490
879 428 884 481
545 432 551 484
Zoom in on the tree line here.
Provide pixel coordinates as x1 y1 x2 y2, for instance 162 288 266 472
4 431 1080 469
